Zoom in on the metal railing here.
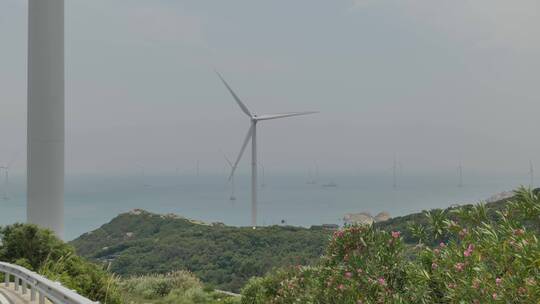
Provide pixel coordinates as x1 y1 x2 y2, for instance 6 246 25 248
0 262 98 304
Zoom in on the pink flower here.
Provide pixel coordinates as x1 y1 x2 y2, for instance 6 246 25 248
464 244 474 257
492 293 498 300
345 272 353 279
431 262 438 270
338 284 345 291
454 263 465 272
377 277 386 286
448 283 456 289
459 228 468 238
434 248 440 255
514 229 525 236
439 242 446 248
495 278 502 286
357 268 363 274
391 231 401 239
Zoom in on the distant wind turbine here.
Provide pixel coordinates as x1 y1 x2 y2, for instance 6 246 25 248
222 153 237 201
458 162 464 188
1 153 20 200
216 71 318 227
392 155 398 189
0 166 9 200
529 160 534 188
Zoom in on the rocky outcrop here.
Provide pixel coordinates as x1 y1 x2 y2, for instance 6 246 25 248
344 211 391 225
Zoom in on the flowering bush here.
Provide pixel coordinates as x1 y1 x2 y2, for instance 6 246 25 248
241 187 540 303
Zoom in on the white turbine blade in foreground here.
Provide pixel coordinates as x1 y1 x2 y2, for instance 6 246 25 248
229 125 254 180
215 71 253 117
255 111 319 121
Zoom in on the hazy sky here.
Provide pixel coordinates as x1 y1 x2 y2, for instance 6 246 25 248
1 0 539 177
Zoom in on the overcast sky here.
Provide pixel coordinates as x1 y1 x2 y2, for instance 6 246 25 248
0 0 539 177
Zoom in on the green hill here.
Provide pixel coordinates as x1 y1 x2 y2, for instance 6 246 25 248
70 210 331 292
71 190 537 294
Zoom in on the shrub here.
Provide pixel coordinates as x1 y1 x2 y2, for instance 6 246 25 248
0 224 122 304
121 270 203 299
242 187 540 303
121 271 242 304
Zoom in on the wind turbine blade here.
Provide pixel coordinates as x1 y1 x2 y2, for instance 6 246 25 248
221 151 234 168
215 71 253 117
229 125 254 180
255 111 319 121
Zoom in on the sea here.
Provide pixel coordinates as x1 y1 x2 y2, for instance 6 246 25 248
0 174 533 240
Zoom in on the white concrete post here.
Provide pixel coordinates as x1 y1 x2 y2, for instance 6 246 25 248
39 292 45 304
27 0 65 239
4 273 9 287
31 286 37 301
14 277 19 291
22 280 27 295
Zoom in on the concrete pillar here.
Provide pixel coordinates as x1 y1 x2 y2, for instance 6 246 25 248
31 286 36 301
39 292 45 304
27 0 65 239
22 280 27 295
4 273 9 287
14 277 19 291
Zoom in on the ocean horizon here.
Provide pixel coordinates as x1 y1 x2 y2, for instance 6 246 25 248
0 173 533 240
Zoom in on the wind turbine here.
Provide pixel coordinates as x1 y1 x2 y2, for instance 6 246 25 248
529 160 534 188
1 166 10 200
216 71 317 227
1 153 21 200
458 162 464 188
222 153 237 201
392 155 398 189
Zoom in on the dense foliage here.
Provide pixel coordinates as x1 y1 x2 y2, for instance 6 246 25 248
0 224 122 304
121 271 240 304
241 187 540 303
71 211 331 292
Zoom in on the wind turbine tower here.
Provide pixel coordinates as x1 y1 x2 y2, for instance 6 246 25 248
1 166 10 200
216 71 317 227
530 160 534 188
27 0 65 238
392 155 398 189
458 162 464 188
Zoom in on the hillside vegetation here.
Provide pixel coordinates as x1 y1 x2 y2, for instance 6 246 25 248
71 191 532 294
70 211 331 292
241 187 540 303
120 271 240 304
0 224 123 304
